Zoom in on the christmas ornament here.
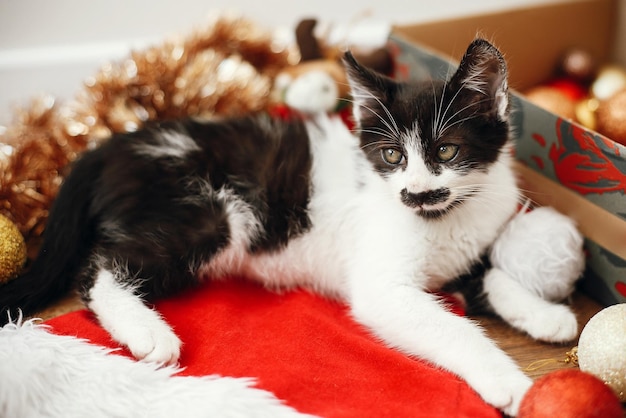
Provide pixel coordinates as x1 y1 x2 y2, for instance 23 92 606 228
0 214 27 283
577 303 626 401
596 88 626 146
524 47 626 146
545 78 588 102
591 66 626 100
525 86 576 120
518 369 622 418
559 48 597 84
574 97 599 131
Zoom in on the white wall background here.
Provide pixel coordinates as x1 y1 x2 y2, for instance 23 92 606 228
0 0 612 125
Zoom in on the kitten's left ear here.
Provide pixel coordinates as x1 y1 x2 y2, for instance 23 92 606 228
343 51 395 126
450 39 509 121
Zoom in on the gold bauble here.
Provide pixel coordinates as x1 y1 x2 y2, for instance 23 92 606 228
525 86 576 120
574 97 599 131
596 88 626 146
0 214 27 283
578 303 626 401
591 66 626 100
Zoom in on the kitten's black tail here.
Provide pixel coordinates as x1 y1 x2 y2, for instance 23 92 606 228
0 152 101 324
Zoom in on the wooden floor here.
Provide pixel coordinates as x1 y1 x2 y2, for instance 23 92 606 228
479 291 600 380
34 290 624 415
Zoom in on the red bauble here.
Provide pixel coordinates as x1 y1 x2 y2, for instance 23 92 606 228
545 77 588 101
518 369 622 418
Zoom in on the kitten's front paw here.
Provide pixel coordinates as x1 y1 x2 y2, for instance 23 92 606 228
128 324 182 366
513 303 578 343
472 371 532 417
94 302 182 365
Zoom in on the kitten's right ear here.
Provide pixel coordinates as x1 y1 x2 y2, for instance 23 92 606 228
449 39 509 121
343 51 394 126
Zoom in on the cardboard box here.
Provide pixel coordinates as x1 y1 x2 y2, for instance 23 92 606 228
391 0 626 306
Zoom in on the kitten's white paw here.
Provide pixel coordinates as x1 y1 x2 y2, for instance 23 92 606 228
471 370 532 417
512 303 578 343
89 269 182 366
126 324 182 366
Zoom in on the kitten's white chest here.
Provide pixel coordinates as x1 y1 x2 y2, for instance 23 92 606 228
420 190 518 289
420 221 492 289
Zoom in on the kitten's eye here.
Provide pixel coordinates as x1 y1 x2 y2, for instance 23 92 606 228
381 148 405 165
437 144 459 162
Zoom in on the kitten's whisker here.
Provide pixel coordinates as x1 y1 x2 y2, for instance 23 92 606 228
354 90 401 137
436 87 480 138
346 98 399 140
451 183 521 204
360 142 392 152
359 127 398 142
451 196 513 218
358 131 402 153
457 195 524 218
347 95 400 146
347 93 400 137
436 81 469 139
435 79 449 140
431 79 441 141
439 114 479 135
359 137 401 154
438 97 492 135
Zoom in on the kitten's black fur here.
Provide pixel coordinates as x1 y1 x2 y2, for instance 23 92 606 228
1 115 316 318
442 254 492 315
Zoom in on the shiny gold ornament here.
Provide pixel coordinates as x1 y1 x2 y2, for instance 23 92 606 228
574 97 599 131
596 88 626 146
525 86 576 120
0 214 27 283
577 303 626 401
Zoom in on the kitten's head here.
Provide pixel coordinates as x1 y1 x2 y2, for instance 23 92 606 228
344 39 511 220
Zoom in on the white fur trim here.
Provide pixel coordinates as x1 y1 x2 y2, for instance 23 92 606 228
490 206 585 302
0 318 315 418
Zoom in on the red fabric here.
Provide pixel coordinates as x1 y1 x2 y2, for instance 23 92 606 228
46 279 501 418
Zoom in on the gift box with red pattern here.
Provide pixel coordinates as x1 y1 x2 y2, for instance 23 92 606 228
392 0 626 305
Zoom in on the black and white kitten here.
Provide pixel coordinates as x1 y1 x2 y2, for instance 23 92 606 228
2 39 573 415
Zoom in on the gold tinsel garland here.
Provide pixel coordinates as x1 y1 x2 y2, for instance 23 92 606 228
0 14 295 260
